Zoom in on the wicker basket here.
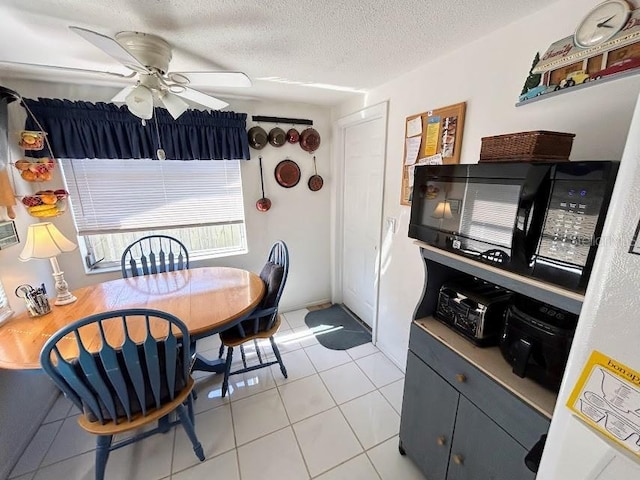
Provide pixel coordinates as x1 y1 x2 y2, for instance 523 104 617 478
479 131 575 162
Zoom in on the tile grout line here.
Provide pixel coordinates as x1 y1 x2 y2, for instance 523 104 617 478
274 378 313 479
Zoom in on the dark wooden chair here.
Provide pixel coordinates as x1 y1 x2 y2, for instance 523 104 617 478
40 308 204 480
219 240 289 397
121 235 189 278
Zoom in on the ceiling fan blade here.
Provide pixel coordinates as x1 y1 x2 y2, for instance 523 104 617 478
176 87 229 111
0 60 133 78
171 72 251 88
69 26 150 73
110 86 135 103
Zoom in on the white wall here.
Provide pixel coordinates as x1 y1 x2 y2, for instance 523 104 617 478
332 0 640 477
0 77 331 478
0 78 333 314
537 91 640 480
333 0 640 370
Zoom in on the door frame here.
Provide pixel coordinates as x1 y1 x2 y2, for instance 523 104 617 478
331 101 389 343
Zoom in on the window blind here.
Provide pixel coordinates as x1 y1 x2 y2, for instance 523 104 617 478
459 183 520 248
60 159 245 236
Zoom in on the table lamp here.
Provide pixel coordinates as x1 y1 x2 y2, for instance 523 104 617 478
19 222 78 306
432 201 453 219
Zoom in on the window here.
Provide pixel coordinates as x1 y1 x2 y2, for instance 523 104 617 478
60 159 247 271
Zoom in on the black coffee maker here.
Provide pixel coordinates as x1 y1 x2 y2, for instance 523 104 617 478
500 295 578 391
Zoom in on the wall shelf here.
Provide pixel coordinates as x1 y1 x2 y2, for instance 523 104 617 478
414 241 584 314
414 318 557 418
515 67 640 107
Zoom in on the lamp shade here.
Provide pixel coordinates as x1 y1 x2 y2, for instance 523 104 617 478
432 201 453 219
125 84 154 120
160 91 189 119
19 222 77 261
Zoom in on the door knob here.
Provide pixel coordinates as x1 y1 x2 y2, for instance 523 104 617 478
436 436 446 446
452 454 464 465
455 373 467 383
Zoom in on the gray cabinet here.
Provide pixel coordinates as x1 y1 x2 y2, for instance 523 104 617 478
447 396 535 480
400 351 459 480
400 323 549 480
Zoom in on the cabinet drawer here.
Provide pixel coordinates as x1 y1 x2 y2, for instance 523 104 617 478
409 322 549 448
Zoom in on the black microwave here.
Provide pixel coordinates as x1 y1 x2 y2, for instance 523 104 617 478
409 161 619 293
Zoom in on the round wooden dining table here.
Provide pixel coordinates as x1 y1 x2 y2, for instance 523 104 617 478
0 267 265 370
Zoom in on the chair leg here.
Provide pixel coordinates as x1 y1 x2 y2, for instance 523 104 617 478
255 339 263 364
95 435 113 480
270 336 288 378
222 346 233 398
240 344 247 368
186 393 195 425
218 337 225 359
176 404 205 461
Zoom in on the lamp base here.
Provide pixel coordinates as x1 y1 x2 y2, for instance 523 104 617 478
52 270 77 306
54 293 77 306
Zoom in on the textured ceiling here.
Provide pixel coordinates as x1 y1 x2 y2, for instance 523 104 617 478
0 0 558 106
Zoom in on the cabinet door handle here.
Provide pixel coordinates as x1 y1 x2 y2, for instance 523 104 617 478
452 454 464 465
436 436 447 446
455 373 467 383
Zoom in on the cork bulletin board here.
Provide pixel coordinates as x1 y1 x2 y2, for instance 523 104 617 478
400 101 466 206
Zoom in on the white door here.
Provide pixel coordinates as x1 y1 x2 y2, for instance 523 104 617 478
340 106 387 328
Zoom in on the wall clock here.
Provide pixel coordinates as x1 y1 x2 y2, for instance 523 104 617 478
574 0 632 48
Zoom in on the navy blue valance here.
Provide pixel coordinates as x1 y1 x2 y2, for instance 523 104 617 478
23 98 250 160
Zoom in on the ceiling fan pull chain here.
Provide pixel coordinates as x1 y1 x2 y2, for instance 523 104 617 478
153 109 166 160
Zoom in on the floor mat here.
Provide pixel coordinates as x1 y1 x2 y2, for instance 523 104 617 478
304 304 371 350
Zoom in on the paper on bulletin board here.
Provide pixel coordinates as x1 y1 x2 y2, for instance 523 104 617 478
404 137 421 165
406 117 423 138
566 350 640 458
424 116 441 156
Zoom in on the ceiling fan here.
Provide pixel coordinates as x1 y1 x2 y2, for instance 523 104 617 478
5 26 251 120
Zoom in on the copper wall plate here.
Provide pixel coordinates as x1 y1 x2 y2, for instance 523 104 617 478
274 159 301 188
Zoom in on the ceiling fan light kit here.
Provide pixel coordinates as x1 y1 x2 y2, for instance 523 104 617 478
3 26 252 121
124 84 153 119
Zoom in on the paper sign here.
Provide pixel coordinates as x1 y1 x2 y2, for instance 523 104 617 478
424 116 441 157
404 137 421 165
408 165 416 188
406 117 423 138
567 350 640 458
423 153 443 165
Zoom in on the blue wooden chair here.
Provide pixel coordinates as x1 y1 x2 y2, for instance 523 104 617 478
219 241 290 397
40 308 204 480
121 235 189 278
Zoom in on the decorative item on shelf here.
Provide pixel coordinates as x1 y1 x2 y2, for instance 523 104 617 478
14 283 51 317
18 130 46 150
21 189 68 218
13 157 55 182
518 1 640 105
479 131 575 163
19 222 78 306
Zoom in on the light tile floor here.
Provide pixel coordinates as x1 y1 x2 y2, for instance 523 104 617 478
9 308 426 480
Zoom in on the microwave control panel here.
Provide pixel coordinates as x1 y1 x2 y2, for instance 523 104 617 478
538 181 605 266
